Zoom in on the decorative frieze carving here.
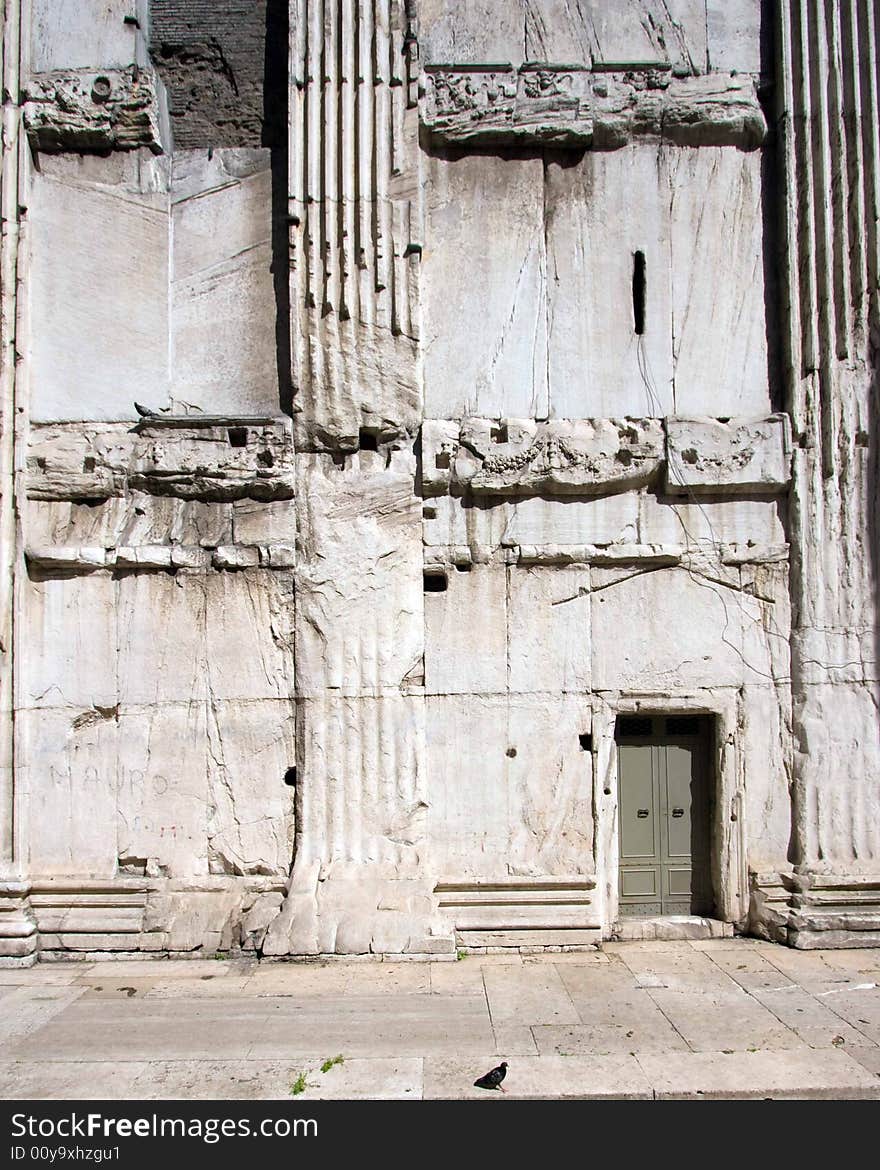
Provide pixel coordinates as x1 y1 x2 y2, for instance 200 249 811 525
422 416 790 499
27 417 295 503
664 415 792 495
23 67 164 154
422 66 766 150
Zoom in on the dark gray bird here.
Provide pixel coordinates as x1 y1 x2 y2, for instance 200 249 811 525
474 1061 507 1092
133 401 158 418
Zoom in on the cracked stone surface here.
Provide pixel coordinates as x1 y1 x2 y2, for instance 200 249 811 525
3 0 879 967
2 942 879 1099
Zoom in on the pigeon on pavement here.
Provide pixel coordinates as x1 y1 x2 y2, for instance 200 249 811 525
474 1061 507 1092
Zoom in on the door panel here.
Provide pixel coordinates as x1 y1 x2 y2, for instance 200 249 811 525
617 715 712 918
618 744 657 860
664 743 694 858
620 867 660 898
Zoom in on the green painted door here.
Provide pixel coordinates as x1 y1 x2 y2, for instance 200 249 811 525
617 715 712 917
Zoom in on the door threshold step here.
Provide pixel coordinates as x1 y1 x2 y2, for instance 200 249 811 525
611 916 733 941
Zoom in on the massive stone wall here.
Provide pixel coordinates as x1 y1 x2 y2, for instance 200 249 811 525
149 0 278 148
1 2 878 963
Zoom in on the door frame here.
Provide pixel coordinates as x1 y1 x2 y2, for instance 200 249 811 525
591 692 748 936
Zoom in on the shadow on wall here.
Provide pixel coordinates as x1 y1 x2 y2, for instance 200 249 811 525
264 0 293 416
149 0 292 416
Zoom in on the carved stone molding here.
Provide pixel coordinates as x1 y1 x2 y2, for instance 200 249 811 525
423 418 664 497
23 67 165 154
422 65 767 150
422 415 790 499
27 417 295 503
664 415 793 495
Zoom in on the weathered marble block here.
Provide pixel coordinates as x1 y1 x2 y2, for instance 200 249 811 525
422 66 766 149
24 67 164 154
664 415 792 495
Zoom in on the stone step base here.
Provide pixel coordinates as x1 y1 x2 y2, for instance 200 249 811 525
455 927 601 951
611 916 734 941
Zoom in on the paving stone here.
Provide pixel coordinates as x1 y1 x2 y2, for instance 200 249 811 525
760 948 850 984
74 959 243 979
0 1061 145 1100
249 994 494 1058
482 963 580 1026
429 960 487 996
646 988 805 1052
290 1057 423 1100
424 1053 653 1100
554 956 640 999
244 962 430 997
10 997 273 1061
752 985 871 1048
0 986 88 1044
79 976 160 999
819 951 880 977
807 985 880 1045
0 965 89 986
525 951 610 965
534 1010 690 1056
635 1047 880 1099
143 976 255 998
491 1025 539 1056
614 945 738 991
700 945 804 991
845 1046 880 1079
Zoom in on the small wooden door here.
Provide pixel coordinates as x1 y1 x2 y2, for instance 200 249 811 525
616 714 713 917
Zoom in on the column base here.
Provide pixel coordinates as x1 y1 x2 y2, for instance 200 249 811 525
0 880 38 967
750 869 880 948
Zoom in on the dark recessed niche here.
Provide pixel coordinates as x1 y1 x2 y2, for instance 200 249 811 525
423 506 437 520
454 562 472 572
284 767 297 787
424 571 448 593
359 428 379 452
506 747 517 758
228 426 248 448
632 250 646 335
578 733 592 752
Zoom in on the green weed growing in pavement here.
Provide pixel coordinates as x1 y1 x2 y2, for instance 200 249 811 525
321 1055 344 1074
457 950 466 961
290 1072 309 1096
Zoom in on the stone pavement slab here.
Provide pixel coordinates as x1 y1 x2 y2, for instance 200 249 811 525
243 961 430 997
9 996 274 1062
808 984 880 1045
248 994 495 1058
292 1057 423 1100
0 985 87 1045
482 963 580 1026
635 1047 880 1099
1 941 879 1099
646 988 805 1052
429 960 486 995
424 1053 653 1100
614 945 738 991
750 985 870 1048
534 1011 690 1056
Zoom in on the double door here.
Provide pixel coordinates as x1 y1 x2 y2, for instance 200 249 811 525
617 714 712 918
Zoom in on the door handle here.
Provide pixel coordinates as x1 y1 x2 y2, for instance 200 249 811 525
672 807 684 817
637 808 649 818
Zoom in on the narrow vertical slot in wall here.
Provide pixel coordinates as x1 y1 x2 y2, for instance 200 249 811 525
632 250 647 335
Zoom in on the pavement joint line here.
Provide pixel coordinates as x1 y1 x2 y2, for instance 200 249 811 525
643 985 697 1053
